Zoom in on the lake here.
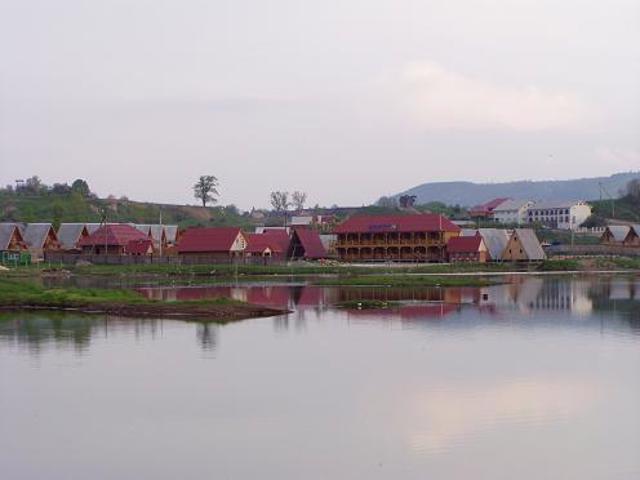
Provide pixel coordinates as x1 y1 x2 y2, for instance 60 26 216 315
1 274 639 479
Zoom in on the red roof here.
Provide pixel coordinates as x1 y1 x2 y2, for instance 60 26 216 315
447 236 484 253
469 198 509 215
334 214 460 234
262 230 290 252
126 238 154 255
78 224 148 247
245 232 286 254
291 228 327 259
177 227 243 253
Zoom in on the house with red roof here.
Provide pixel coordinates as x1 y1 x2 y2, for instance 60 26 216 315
245 232 289 262
288 228 327 260
78 224 149 255
126 238 155 256
446 235 489 263
333 214 460 262
469 198 510 219
177 227 247 260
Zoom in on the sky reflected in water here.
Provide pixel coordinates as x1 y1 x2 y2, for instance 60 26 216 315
1 274 639 479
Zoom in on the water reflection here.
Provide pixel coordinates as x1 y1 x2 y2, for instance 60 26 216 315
135 274 640 324
2 275 640 479
2 275 639 355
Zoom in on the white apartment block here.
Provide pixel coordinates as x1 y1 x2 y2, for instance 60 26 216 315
526 201 592 230
492 199 534 225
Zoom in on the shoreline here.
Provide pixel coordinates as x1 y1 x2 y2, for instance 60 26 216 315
0 302 288 322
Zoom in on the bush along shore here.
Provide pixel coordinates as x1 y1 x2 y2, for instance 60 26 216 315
5 256 640 281
0 278 287 322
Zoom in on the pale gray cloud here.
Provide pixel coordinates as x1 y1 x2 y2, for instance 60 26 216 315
0 0 638 208
399 61 593 132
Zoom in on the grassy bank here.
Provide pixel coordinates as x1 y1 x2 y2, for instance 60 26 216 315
5 256 639 283
4 261 531 279
0 278 286 322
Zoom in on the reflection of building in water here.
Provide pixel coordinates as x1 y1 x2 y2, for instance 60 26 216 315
485 277 593 315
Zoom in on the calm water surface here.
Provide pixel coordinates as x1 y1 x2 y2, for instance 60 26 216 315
1 274 639 479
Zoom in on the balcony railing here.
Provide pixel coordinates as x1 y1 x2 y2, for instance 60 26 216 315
335 239 444 247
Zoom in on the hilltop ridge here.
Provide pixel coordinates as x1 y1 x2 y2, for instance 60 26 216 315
392 172 640 207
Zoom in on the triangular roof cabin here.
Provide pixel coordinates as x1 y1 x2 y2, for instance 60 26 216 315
288 228 327 260
623 225 640 246
0 223 28 251
600 226 631 245
57 223 90 250
502 229 546 261
22 223 61 252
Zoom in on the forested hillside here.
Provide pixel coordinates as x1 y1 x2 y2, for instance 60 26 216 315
0 177 252 228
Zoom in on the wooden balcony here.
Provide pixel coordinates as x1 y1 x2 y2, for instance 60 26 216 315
335 239 444 248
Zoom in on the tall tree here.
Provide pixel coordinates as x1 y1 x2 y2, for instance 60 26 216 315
270 191 290 225
193 175 219 207
399 195 417 208
625 178 640 204
291 191 307 212
71 178 91 196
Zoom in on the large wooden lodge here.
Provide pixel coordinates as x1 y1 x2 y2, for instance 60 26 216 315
333 214 461 262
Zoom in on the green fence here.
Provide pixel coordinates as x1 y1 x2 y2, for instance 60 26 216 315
0 251 32 267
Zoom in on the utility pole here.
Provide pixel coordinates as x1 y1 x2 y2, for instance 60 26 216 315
159 207 163 257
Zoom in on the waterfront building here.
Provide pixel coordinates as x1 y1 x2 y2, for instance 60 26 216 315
177 227 247 260
447 236 489 263
334 214 460 262
78 224 149 255
501 229 546 261
288 228 327 260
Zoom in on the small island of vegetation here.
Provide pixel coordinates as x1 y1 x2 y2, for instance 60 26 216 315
0 278 287 322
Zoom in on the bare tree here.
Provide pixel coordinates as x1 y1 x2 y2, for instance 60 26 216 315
270 191 290 225
291 191 307 212
193 175 219 207
377 196 398 208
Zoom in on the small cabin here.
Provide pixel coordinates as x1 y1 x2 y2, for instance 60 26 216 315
447 236 489 263
501 229 546 262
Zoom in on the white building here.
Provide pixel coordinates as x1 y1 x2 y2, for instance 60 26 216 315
526 201 592 230
492 199 534 225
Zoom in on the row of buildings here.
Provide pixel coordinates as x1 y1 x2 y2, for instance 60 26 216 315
0 222 180 262
0 222 328 263
470 198 592 230
1 213 547 265
333 214 545 263
600 225 640 247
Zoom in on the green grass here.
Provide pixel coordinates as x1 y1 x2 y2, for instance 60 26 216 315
538 259 581 271
24 261 521 278
312 275 497 287
0 277 240 309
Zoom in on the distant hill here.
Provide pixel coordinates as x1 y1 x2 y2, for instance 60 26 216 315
393 172 640 207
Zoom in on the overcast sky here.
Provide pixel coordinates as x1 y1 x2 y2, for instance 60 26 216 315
1 0 639 209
